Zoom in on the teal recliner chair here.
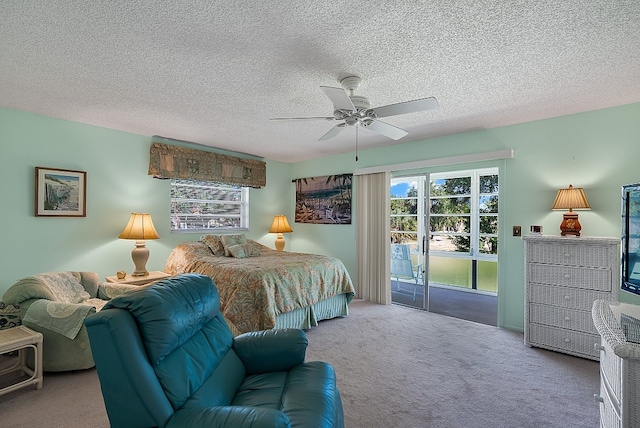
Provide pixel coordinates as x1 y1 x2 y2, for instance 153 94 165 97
85 273 344 428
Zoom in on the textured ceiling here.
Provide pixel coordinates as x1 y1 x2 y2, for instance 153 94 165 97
1 1 639 163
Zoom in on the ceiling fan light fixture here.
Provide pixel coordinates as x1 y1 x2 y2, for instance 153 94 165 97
270 74 438 143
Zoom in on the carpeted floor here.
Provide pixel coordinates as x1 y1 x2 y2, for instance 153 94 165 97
0 300 599 427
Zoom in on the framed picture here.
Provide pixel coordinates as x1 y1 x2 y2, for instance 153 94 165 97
35 167 86 217
294 173 352 224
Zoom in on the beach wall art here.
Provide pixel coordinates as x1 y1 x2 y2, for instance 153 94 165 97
294 173 352 224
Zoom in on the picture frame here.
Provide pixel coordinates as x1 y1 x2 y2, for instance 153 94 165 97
35 167 86 217
294 173 352 224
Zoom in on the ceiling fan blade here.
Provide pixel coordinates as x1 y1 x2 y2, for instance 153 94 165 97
362 119 408 140
270 116 335 121
319 123 347 141
320 86 355 111
371 97 439 118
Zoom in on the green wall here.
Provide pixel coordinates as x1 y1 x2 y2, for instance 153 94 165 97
2 102 640 332
290 102 640 331
0 108 293 293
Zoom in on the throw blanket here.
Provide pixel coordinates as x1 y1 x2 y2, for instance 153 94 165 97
23 299 107 339
2 272 133 340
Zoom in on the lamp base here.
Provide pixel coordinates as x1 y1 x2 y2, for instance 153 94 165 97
559 212 582 237
274 233 286 251
130 241 150 276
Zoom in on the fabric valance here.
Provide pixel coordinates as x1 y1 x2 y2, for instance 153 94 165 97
148 142 266 188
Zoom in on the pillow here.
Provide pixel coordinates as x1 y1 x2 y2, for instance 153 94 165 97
220 234 248 256
227 243 261 259
0 301 21 329
200 235 225 256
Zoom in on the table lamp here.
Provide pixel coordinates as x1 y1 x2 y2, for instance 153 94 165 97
551 185 591 236
269 215 293 251
118 213 160 276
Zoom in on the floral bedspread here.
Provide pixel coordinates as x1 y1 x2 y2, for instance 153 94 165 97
164 240 355 333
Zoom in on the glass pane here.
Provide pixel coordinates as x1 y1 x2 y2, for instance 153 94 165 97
430 177 471 196
429 234 470 253
479 214 498 234
391 215 418 233
429 255 471 288
391 232 418 245
171 179 246 231
171 213 241 230
430 197 470 214
477 260 498 292
430 216 470 233
479 195 498 213
391 198 417 215
479 175 499 194
479 236 498 255
173 201 240 216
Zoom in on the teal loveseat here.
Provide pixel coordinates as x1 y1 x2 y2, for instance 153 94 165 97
85 273 344 428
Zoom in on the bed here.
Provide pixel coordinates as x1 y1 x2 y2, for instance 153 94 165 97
164 234 355 335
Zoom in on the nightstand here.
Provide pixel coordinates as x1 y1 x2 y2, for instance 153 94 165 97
105 271 170 286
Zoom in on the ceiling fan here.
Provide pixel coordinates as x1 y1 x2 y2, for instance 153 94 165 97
270 75 439 142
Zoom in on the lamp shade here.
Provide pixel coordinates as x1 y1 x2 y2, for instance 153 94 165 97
118 213 160 240
551 185 591 212
551 185 590 237
269 215 293 234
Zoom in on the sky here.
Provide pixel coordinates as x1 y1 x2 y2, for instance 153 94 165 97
390 179 418 197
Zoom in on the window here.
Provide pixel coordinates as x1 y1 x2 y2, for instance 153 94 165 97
429 169 498 257
170 179 249 232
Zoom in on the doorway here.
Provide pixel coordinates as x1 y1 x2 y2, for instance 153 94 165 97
390 169 498 326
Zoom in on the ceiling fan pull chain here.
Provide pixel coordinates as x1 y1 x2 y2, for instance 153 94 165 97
355 123 359 162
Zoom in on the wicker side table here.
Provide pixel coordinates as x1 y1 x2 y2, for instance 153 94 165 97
0 325 43 396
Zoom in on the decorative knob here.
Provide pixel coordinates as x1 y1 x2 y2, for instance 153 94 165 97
594 394 604 403
564 316 571 321
594 343 605 351
563 273 571 279
564 338 570 343
116 271 126 279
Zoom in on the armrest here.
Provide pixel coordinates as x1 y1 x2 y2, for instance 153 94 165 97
233 328 308 374
97 282 139 300
167 406 290 428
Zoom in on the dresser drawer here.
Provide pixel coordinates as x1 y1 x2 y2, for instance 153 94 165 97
528 283 613 311
527 242 613 268
528 324 600 359
528 264 611 290
529 303 597 334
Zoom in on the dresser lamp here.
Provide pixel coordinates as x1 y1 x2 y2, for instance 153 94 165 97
551 185 591 236
118 213 160 276
269 215 293 251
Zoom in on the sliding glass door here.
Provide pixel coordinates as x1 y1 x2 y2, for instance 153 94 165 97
391 168 498 324
390 175 428 309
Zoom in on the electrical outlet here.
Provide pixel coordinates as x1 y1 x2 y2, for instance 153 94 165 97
513 226 522 237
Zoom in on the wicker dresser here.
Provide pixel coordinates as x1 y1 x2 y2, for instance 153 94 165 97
524 235 619 360
592 300 640 428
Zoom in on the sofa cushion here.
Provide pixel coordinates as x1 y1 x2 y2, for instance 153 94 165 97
0 301 21 330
